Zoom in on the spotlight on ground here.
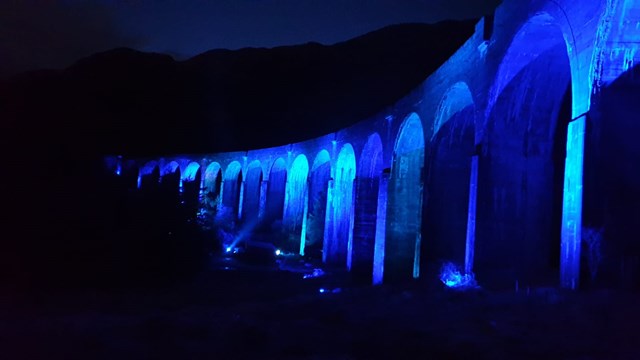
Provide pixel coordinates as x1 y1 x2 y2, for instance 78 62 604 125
439 262 478 290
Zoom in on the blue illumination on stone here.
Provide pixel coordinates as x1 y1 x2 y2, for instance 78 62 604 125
323 178 334 264
300 185 309 256
113 0 640 291
138 161 160 188
183 162 201 182
465 156 478 274
330 144 356 268
486 12 559 122
561 116 585 289
485 10 587 289
309 150 332 262
386 113 425 281
372 172 389 285
237 180 244 219
161 161 180 177
204 162 222 188
284 154 309 253
352 133 384 282
223 161 243 219
266 158 287 224
243 161 263 222
433 82 474 141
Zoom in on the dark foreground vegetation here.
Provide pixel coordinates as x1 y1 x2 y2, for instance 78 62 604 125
2 259 639 360
2 151 214 293
2 149 638 359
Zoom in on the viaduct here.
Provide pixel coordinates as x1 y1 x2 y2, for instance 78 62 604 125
106 0 640 289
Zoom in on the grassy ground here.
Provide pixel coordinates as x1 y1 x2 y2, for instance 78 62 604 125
1 256 639 359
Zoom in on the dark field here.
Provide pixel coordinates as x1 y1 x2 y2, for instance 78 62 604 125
2 255 639 360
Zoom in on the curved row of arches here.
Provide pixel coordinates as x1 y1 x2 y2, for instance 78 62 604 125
114 0 640 289
133 113 426 284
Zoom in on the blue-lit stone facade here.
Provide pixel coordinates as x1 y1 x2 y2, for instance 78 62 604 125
110 0 640 289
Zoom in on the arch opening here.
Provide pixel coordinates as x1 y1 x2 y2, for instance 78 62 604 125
327 144 356 267
222 161 243 222
119 159 139 189
265 158 287 246
203 162 222 206
583 2 640 289
139 161 160 190
353 133 384 282
161 161 180 188
478 16 572 289
242 161 263 225
307 150 332 261
160 161 181 207
284 155 310 254
386 113 425 282
424 83 476 277
182 162 202 219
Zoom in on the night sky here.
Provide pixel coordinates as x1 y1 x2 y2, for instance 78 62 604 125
1 0 501 78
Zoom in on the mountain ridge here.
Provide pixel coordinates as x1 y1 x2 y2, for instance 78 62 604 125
1 20 478 157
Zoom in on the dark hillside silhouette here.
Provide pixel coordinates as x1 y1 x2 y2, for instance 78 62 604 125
0 21 476 289
1 21 476 157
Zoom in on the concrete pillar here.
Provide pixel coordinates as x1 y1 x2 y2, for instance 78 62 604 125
258 180 268 219
217 179 225 214
465 155 478 274
372 172 389 285
560 115 586 289
346 177 357 270
237 180 245 220
322 178 334 263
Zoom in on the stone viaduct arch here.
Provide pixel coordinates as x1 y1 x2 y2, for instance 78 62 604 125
352 133 384 282
182 162 202 218
242 160 263 225
425 82 477 277
107 0 640 289
283 154 310 254
223 161 243 221
309 150 332 261
479 11 575 288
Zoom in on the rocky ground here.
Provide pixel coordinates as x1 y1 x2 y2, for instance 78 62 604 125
1 255 639 360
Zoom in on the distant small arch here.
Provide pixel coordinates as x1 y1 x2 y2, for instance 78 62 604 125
203 162 222 197
243 160 264 222
358 133 384 179
161 161 180 176
182 162 202 182
181 162 203 217
312 150 331 171
266 158 287 226
223 161 243 218
395 113 425 155
160 161 181 196
138 160 160 189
